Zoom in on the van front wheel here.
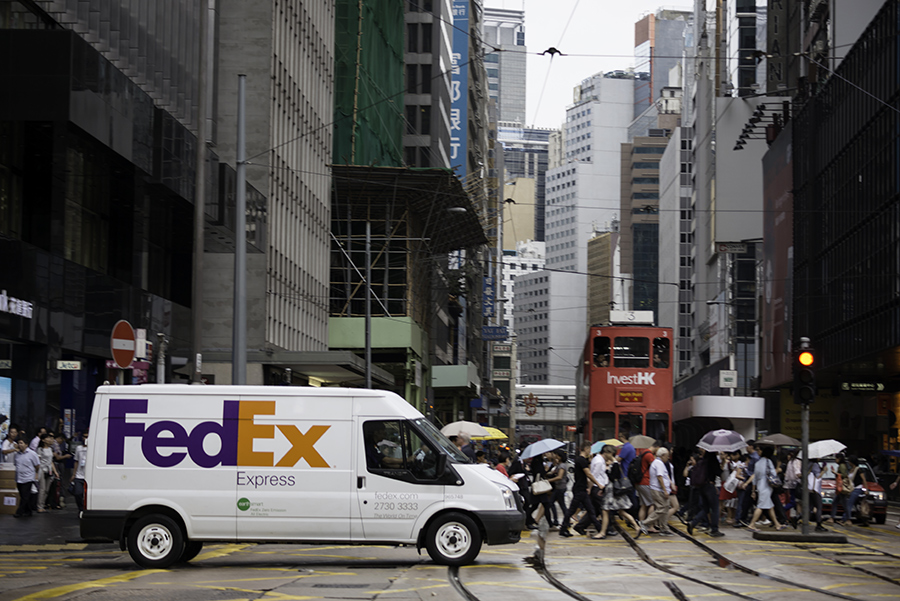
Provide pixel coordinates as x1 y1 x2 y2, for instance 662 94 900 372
425 512 481 565
128 514 184 569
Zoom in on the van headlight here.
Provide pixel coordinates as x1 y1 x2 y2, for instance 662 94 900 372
869 491 885 501
499 486 516 510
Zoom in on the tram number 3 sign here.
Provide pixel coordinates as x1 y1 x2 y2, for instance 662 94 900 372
525 393 538 416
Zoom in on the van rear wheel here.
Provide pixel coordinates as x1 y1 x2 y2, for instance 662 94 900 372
425 512 481 566
179 541 204 563
128 514 184 569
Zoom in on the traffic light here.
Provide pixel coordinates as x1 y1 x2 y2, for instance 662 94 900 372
794 346 816 404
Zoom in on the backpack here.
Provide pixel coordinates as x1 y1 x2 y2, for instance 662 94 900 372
628 451 652 485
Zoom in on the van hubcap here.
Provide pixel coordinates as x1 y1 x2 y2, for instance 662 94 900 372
137 524 173 559
436 522 470 559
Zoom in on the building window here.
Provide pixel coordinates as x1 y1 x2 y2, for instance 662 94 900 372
407 24 418 53
421 64 432 93
422 24 432 53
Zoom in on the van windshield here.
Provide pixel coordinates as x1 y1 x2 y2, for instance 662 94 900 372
413 418 469 463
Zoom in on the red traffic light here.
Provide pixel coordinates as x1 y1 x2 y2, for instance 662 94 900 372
798 350 814 367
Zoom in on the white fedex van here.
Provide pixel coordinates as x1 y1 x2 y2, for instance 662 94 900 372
81 385 524 568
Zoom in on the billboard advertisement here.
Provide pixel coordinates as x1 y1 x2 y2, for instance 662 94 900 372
760 126 794 389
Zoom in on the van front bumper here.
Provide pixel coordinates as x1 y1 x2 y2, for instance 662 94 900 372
81 510 129 543
478 510 525 545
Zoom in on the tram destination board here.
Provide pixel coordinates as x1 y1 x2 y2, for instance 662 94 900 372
618 391 644 404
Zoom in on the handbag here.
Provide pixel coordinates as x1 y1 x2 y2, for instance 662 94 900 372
842 468 857 494
724 470 739 493
531 476 552 496
766 460 783 488
613 476 633 496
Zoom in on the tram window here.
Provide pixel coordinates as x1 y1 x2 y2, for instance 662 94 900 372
653 338 670 368
646 413 669 444
619 414 642 439
592 412 616 442
593 337 611 367
614 337 650 368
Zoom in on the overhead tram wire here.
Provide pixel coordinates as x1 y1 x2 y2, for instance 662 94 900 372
255 163 863 215
243 0 888 166
529 0 579 129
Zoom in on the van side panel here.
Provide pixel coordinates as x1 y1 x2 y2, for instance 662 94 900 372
235 394 352 541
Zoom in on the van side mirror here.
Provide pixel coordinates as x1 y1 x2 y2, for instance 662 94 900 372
436 453 447 475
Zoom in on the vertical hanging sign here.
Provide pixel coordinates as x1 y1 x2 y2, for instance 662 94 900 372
451 0 468 180
483 275 495 317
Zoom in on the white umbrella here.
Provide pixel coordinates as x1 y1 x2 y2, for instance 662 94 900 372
697 429 746 453
440 420 489 438
806 439 846 459
521 438 565 460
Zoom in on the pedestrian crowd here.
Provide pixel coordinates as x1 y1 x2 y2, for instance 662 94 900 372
490 431 882 539
1 423 87 518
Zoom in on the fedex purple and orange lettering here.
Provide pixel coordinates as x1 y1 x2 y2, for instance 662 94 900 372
106 399 331 468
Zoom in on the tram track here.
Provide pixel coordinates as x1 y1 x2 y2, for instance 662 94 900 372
448 519 900 601
798 540 900 589
523 524 762 601
663 524 867 601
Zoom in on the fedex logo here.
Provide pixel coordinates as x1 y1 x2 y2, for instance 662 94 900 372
607 372 657 386
106 399 330 468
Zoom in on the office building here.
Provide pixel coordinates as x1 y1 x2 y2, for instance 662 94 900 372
0 0 218 433
404 0 454 168
483 6 526 125
633 9 691 118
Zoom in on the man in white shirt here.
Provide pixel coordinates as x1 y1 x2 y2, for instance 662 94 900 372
645 447 673 534
13 439 40 518
1 425 19 464
587 448 609 515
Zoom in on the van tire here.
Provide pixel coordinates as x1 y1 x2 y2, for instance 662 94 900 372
127 514 184 569
425 512 481 565
179 541 204 563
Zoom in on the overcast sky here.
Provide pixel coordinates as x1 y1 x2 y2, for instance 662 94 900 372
485 0 693 130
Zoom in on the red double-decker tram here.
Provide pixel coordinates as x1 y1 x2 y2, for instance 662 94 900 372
576 319 674 444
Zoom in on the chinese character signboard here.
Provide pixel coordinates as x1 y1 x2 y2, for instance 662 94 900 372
451 0 468 179
483 275 495 317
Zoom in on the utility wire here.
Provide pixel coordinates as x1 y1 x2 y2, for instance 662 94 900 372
251 161 888 216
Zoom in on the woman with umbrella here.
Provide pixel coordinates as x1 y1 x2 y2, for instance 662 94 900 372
747 446 785 531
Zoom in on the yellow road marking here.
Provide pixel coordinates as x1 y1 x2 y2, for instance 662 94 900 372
0 544 89 552
194 570 355 584
190 586 322 600
195 544 254 561
363 584 450 594
12 569 167 601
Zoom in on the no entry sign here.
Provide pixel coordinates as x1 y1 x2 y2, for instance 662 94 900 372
111 320 136 369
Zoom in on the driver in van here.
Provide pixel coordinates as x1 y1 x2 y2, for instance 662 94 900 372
364 423 403 469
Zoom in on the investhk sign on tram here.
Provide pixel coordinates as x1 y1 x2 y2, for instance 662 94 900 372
607 372 657 385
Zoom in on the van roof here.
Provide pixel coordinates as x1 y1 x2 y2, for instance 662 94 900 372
95 384 404 399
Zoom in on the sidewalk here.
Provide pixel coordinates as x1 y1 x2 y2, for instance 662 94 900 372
0 498 102 548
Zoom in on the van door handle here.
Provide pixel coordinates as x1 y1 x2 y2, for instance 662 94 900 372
357 476 364 489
